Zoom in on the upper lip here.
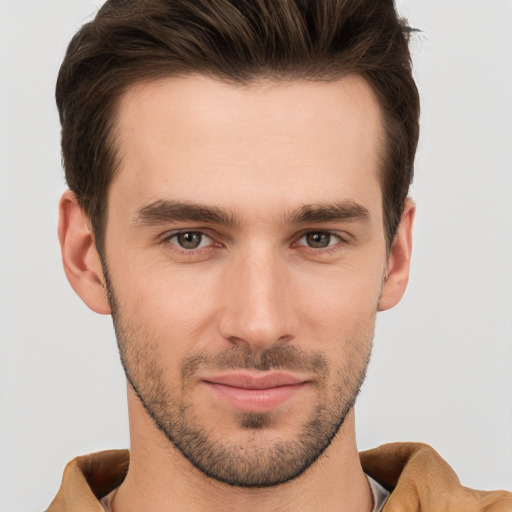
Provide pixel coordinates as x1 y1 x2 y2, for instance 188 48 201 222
203 372 307 390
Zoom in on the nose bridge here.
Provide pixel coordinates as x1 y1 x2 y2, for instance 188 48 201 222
219 243 296 350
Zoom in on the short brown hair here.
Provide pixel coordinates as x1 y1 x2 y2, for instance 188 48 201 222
56 0 419 254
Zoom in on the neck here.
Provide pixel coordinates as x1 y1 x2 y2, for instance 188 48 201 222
112 387 372 512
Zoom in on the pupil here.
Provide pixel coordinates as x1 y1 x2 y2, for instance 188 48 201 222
178 232 201 249
307 232 330 248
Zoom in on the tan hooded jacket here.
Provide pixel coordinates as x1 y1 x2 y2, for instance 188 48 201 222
47 443 512 512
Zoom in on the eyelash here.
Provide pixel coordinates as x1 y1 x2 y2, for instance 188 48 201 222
162 231 218 256
292 231 345 252
161 229 349 256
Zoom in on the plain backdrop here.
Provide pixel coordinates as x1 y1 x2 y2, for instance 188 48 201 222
0 1 511 510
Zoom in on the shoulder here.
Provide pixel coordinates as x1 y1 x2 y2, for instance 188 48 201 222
360 442 512 512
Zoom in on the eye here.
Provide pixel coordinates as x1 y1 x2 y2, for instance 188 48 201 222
168 231 212 250
297 232 341 249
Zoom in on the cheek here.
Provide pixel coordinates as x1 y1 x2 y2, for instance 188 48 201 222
110 257 225 354
293 260 383 361
106 234 386 360
297 260 384 322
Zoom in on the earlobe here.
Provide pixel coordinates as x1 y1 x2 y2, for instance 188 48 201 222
58 190 111 315
378 199 415 312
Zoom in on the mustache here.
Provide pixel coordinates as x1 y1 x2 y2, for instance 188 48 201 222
181 345 329 380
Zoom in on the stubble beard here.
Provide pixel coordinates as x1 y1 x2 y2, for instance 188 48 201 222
106 281 373 488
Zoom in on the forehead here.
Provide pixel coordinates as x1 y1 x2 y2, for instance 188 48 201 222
111 75 384 222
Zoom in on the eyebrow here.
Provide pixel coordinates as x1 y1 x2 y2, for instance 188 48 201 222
131 199 370 228
132 200 239 227
289 201 371 225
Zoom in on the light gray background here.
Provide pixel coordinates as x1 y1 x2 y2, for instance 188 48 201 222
0 1 511 510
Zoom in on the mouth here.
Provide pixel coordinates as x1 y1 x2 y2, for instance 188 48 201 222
202 372 309 413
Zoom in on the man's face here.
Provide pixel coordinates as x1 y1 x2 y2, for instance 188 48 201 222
103 75 391 486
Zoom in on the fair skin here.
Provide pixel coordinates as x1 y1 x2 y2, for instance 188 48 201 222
59 75 414 512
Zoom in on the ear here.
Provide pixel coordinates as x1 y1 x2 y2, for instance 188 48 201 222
58 190 111 315
378 198 415 312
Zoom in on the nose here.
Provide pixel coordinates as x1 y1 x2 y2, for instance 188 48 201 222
218 247 298 353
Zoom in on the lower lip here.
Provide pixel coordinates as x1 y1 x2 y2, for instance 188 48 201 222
204 382 307 413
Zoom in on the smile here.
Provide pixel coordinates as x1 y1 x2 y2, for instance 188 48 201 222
202 372 308 413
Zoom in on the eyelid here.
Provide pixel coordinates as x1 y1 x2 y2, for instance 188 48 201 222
161 229 218 252
291 229 351 252
171 231 212 247
158 228 351 255
161 228 212 241
298 231 340 243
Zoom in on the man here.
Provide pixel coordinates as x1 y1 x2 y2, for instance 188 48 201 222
48 0 512 511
